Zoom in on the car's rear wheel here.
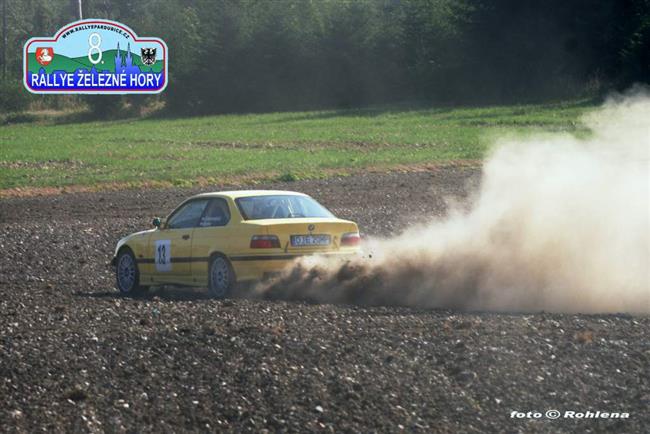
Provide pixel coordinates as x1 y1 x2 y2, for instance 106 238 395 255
208 255 234 298
116 249 147 294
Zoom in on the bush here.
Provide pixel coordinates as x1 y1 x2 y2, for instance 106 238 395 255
84 95 124 118
0 80 30 113
277 172 300 182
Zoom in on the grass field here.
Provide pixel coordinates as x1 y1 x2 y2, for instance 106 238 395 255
0 100 596 192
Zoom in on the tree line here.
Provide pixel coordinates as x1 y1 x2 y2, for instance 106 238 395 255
1 0 648 114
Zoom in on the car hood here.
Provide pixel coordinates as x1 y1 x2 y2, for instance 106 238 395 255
114 229 155 257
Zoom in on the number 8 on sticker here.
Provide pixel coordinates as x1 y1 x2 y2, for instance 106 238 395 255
88 32 102 65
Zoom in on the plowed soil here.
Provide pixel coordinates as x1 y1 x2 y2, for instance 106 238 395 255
1 168 648 433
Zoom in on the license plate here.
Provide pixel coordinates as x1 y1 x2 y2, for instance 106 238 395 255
290 234 331 247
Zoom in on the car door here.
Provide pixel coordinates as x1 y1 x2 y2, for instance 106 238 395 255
149 198 210 284
190 198 232 285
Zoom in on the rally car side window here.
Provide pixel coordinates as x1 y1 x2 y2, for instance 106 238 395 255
167 199 210 229
198 198 231 227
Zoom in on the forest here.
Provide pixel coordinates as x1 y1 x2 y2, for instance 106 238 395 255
1 0 648 114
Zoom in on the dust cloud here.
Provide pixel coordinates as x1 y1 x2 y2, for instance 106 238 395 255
256 91 650 314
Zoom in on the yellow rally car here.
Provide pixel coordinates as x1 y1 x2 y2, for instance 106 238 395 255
112 190 361 297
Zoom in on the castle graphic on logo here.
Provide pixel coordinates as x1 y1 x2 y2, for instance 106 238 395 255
24 19 168 94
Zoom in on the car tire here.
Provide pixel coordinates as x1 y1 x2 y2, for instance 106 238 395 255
115 248 147 294
208 255 235 298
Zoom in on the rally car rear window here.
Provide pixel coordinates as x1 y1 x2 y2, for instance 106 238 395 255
236 195 334 220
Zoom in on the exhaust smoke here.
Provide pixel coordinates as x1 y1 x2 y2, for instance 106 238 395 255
256 92 650 313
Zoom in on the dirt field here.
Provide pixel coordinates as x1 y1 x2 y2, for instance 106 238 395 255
1 167 648 433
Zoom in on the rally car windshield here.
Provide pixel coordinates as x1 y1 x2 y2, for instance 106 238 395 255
236 195 335 220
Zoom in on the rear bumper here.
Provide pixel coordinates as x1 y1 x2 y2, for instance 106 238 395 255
230 251 357 281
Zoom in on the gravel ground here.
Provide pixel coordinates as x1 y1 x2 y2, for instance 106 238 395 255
1 168 648 433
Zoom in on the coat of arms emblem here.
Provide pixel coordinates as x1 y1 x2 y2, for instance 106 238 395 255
141 47 157 66
36 47 54 66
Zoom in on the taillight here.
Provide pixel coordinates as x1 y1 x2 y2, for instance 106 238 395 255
250 235 281 249
341 232 361 246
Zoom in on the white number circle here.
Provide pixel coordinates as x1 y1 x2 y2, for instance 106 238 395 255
87 32 102 65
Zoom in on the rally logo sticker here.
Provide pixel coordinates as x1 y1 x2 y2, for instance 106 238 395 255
24 19 167 94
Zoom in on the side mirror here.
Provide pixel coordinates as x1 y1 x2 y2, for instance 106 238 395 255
152 217 161 228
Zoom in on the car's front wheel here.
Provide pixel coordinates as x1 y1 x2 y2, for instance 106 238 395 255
115 249 146 294
208 255 234 298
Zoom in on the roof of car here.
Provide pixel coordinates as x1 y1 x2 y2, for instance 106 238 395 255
191 190 309 200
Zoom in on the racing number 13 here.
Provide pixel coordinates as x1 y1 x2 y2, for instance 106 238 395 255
154 239 172 272
157 244 166 264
